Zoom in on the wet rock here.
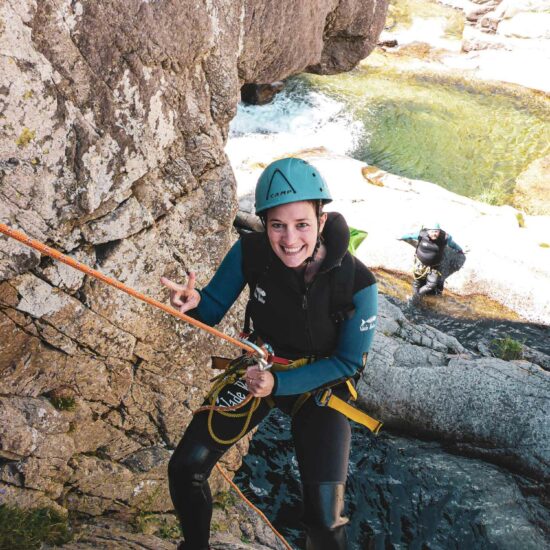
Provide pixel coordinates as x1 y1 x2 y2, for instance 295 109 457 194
241 82 285 106
358 295 550 481
349 433 549 550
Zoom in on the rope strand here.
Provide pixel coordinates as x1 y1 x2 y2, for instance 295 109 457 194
215 463 293 550
0 223 257 355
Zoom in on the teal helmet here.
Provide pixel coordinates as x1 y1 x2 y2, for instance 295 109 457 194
255 158 332 215
424 222 441 230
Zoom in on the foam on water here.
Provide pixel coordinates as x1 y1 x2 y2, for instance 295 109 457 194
226 79 363 173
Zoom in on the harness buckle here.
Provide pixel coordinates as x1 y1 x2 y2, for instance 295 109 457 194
315 388 332 407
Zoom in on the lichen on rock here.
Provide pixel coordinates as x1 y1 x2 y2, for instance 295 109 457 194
0 0 390 534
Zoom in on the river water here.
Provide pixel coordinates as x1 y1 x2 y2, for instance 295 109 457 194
235 410 549 549
228 68 550 206
227 5 549 547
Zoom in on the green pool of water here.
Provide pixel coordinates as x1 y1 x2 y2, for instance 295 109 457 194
305 59 550 204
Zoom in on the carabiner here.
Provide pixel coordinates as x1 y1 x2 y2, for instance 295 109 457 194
238 337 273 371
315 388 332 407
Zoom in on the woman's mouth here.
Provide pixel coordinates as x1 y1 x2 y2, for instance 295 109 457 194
282 245 304 255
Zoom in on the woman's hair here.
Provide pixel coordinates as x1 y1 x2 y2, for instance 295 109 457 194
262 199 323 225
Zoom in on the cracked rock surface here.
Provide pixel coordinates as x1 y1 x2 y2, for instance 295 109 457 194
358 296 550 481
0 0 389 538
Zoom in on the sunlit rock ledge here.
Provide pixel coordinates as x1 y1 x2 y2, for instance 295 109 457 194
379 0 550 94
234 151 550 326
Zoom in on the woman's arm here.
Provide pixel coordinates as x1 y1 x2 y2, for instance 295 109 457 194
446 234 463 253
272 283 378 396
399 231 420 241
164 240 246 327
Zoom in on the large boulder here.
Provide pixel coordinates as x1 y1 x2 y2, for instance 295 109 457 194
0 0 389 519
358 296 550 481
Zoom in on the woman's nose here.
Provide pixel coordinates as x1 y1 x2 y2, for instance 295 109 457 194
284 226 298 241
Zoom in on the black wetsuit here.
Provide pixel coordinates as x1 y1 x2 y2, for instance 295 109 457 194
401 229 463 296
168 213 378 550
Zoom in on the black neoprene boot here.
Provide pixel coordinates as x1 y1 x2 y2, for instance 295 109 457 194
302 482 349 550
176 543 210 550
418 270 440 296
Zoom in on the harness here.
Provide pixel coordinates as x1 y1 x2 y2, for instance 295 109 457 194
194 228 382 443
413 256 441 281
195 350 382 446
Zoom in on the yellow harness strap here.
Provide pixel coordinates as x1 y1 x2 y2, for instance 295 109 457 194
317 386 383 434
207 354 382 437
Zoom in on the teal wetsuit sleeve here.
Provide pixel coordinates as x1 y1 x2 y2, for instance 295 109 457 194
400 232 419 241
272 283 378 396
193 240 246 326
446 234 463 252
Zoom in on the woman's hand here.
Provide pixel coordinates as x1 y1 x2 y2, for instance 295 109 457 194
160 272 201 313
245 365 274 397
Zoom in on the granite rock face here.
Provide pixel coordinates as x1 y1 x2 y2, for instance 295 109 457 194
0 0 389 523
512 154 550 216
358 296 550 482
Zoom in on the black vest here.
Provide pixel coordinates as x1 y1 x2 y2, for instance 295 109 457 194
416 229 447 267
241 233 345 359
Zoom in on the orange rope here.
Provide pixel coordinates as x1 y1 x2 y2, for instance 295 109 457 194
2 222 292 547
0 223 256 355
215 464 293 550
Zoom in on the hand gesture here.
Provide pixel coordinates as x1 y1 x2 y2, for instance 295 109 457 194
160 272 200 313
245 365 274 397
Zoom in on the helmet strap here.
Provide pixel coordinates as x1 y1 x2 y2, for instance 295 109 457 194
305 201 324 263
305 234 322 264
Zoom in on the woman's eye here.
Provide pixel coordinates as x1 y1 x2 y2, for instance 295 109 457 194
271 223 283 229
297 223 310 229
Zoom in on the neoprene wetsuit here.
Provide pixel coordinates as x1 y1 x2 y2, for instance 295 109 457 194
401 229 462 295
169 212 378 550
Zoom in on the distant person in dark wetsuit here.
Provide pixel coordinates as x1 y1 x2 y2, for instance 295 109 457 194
399 223 464 297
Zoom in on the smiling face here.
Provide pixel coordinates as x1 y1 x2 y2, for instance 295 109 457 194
266 201 327 268
427 229 441 240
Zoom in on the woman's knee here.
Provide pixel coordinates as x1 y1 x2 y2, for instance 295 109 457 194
169 438 222 485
